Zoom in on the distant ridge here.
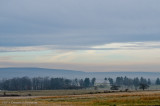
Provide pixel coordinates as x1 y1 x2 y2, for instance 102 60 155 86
0 67 85 79
0 67 159 82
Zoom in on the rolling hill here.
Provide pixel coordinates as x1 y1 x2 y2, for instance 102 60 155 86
0 67 159 82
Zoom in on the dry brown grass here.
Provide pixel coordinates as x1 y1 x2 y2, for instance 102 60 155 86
0 90 160 105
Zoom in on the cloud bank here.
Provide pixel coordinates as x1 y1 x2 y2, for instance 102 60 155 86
0 0 160 47
0 0 160 72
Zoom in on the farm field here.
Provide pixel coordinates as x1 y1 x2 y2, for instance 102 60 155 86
0 90 160 105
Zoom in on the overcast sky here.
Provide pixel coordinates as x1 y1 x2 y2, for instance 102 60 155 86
0 0 160 72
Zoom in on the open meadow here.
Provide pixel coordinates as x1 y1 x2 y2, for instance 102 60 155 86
0 90 160 105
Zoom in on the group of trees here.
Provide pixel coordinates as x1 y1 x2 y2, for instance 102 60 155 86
0 77 96 91
1 76 160 91
105 76 151 90
155 78 160 85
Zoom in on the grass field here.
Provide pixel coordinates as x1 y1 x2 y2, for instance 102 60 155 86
0 90 160 105
0 89 105 96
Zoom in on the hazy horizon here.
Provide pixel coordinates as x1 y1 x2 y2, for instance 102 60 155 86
0 0 160 72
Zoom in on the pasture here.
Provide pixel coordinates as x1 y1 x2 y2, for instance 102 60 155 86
0 90 160 105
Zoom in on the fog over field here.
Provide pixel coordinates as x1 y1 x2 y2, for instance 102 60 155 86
0 68 159 83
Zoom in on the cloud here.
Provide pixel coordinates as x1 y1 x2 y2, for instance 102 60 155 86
1 0 160 72
0 41 160 52
1 42 160 64
1 41 160 72
92 42 160 50
0 61 160 72
0 46 48 52
0 0 160 47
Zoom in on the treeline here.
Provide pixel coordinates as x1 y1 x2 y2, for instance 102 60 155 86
155 78 160 85
1 76 160 91
104 76 151 90
0 77 96 91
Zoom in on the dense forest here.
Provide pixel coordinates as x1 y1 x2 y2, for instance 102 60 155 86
0 76 160 91
0 77 96 91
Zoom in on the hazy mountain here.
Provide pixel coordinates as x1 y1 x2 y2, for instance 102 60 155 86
0 67 85 79
0 67 159 82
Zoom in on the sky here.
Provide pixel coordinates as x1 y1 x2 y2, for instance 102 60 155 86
0 0 160 72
